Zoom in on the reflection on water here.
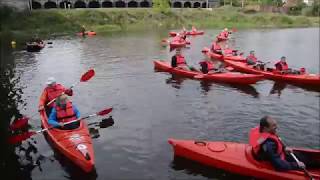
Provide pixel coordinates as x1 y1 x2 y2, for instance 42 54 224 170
171 156 251 180
270 82 287 97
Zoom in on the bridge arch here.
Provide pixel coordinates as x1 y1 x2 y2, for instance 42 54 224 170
173 1 182 8
128 1 138 7
32 1 42 9
74 1 86 8
44 1 57 9
193 2 201 8
115 1 126 7
102 1 113 7
184 1 191 8
88 1 101 8
140 1 150 7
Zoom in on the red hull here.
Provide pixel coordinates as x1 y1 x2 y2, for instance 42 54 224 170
40 111 95 172
154 60 264 85
225 60 320 86
186 31 204 35
77 31 96 36
169 41 187 49
168 139 320 180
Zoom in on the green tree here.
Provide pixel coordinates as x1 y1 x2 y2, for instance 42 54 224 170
153 0 170 13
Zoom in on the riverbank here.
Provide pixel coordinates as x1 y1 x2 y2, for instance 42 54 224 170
1 6 319 38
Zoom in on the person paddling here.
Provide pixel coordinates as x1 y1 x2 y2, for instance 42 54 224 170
211 41 222 55
223 45 237 56
39 77 73 115
249 116 315 171
191 26 197 33
246 50 258 65
48 94 80 130
171 48 198 71
199 59 223 74
274 56 305 74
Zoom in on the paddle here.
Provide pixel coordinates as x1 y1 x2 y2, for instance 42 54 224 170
278 137 315 180
8 107 113 144
290 152 314 180
9 69 95 131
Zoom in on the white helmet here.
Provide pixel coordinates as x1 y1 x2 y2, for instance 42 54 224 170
46 77 56 85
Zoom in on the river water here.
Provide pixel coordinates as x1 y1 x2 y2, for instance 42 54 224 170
1 28 319 180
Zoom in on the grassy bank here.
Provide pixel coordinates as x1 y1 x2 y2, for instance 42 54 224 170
1 6 319 38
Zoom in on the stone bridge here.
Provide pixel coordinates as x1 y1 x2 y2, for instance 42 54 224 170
29 0 219 9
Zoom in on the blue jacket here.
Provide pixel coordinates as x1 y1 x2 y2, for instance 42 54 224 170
262 139 300 171
48 105 80 127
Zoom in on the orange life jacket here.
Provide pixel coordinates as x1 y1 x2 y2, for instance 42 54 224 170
246 54 258 63
200 61 214 71
45 84 65 107
56 101 77 124
176 55 186 65
275 61 289 71
224 48 234 55
211 42 221 51
249 126 285 160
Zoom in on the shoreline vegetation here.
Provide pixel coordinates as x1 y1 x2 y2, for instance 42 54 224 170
0 5 319 39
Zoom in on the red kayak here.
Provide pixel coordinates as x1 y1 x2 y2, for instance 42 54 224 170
224 60 320 86
186 31 204 36
168 139 320 180
40 111 95 172
77 31 97 36
169 40 190 49
154 60 264 85
202 47 246 62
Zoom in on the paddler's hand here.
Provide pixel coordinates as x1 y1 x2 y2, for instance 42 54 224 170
297 161 306 169
285 147 293 153
59 122 64 127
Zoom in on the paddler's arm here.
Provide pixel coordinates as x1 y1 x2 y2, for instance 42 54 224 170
72 105 81 119
48 108 61 127
263 140 300 171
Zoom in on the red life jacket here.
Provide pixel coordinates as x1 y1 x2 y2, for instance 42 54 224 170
222 31 229 38
249 126 285 160
176 55 186 66
246 54 257 63
211 42 221 51
45 84 65 107
200 61 214 71
275 61 289 71
224 48 234 55
56 101 77 124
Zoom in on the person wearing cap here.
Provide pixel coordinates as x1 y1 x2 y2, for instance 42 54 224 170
199 55 223 74
39 77 73 115
275 56 289 72
171 48 188 69
246 50 258 65
48 94 80 130
171 49 199 71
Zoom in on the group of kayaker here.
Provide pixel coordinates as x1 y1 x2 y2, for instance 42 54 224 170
171 48 224 74
211 31 306 75
38 77 80 130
